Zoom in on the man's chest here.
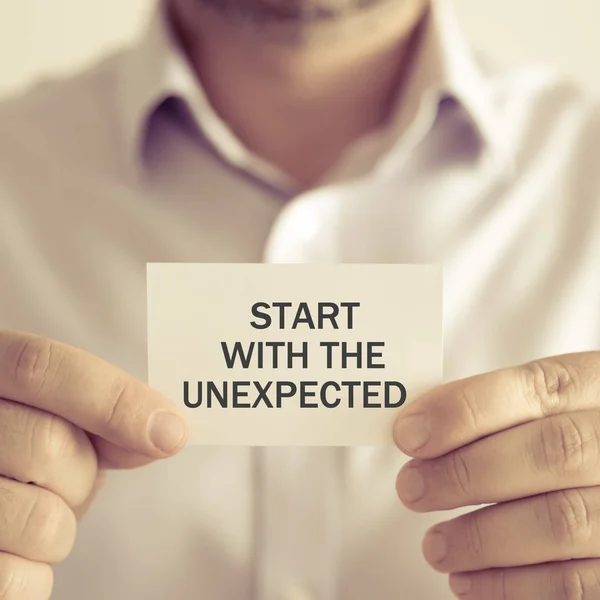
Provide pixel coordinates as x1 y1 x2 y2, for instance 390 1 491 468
2 143 599 379
3 139 600 600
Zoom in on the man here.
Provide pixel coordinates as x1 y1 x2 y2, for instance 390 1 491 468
0 0 599 597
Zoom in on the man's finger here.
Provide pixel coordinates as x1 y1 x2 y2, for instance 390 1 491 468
393 352 600 458
0 477 77 564
0 552 53 600
0 331 188 459
448 558 600 600
0 398 98 508
90 436 158 470
421 486 600 574
396 409 600 512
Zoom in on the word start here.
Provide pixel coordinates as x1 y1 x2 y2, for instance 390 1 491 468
183 302 407 409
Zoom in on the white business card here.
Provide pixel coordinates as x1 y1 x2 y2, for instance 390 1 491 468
147 263 443 446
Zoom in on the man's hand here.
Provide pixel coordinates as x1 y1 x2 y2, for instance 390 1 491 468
394 352 600 599
0 331 188 599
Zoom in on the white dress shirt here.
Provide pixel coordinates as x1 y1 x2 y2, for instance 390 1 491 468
1 0 600 598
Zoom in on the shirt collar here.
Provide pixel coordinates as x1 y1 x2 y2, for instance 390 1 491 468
115 0 510 177
115 2 199 174
386 0 510 166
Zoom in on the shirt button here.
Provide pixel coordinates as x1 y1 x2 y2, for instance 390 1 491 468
281 585 315 600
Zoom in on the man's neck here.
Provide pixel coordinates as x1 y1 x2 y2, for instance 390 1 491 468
169 0 428 188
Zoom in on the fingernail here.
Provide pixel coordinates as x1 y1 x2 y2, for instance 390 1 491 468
394 414 431 452
449 573 472 595
396 466 426 502
423 530 448 564
149 412 187 454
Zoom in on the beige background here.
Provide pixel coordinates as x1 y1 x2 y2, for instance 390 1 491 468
0 0 599 99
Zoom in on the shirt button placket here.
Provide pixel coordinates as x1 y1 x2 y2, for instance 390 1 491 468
281 585 316 600
253 447 343 600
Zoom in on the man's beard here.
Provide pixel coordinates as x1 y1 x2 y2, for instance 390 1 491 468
193 0 400 25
